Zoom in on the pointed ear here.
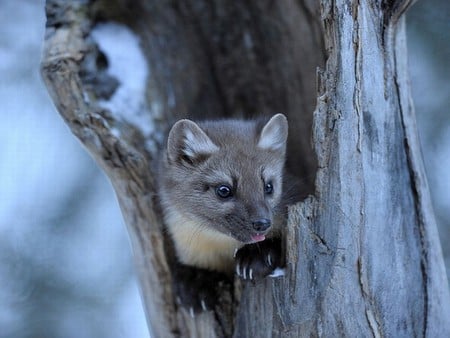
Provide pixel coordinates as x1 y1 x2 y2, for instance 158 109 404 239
257 113 288 153
167 119 219 164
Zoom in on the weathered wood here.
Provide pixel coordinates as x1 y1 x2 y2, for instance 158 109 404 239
41 0 450 337
274 0 450 335
41 3 179 337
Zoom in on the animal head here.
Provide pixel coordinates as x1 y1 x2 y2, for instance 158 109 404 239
161 114 288 244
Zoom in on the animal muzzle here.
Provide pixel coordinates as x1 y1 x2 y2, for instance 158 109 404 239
252 218 271 232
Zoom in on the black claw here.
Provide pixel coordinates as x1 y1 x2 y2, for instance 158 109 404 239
234 237 283 280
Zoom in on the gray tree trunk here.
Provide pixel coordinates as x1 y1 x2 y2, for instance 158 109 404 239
41 0 450 337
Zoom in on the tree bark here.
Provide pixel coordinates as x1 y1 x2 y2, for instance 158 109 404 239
41 0 450 337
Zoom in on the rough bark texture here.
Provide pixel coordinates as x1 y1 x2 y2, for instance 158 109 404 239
41 0 450 337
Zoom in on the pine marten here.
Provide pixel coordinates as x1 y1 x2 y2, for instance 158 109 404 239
158 114 288 313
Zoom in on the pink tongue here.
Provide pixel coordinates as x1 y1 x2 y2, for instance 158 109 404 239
251 234 266 242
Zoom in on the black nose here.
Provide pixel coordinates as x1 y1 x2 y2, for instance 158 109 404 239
252 218 271 232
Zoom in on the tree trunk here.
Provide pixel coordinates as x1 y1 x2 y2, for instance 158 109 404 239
41 0 450 337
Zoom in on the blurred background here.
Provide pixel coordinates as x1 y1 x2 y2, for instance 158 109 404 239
0 0 448 337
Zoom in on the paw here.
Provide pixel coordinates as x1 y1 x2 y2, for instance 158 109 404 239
173 264 230 316
234 238 283 280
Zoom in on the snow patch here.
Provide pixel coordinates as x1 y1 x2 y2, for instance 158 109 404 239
91 23 155 137
269 268 286 278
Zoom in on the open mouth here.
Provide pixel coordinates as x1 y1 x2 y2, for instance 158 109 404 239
221 223 269 244
249 233 266 243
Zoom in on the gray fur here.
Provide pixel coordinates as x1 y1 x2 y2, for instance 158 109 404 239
158 114 288 272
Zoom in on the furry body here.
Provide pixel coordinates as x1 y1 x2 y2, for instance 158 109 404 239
158 114 288 274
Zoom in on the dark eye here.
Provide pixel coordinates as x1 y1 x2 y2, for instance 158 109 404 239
264 182 273 195
216 185 233 199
